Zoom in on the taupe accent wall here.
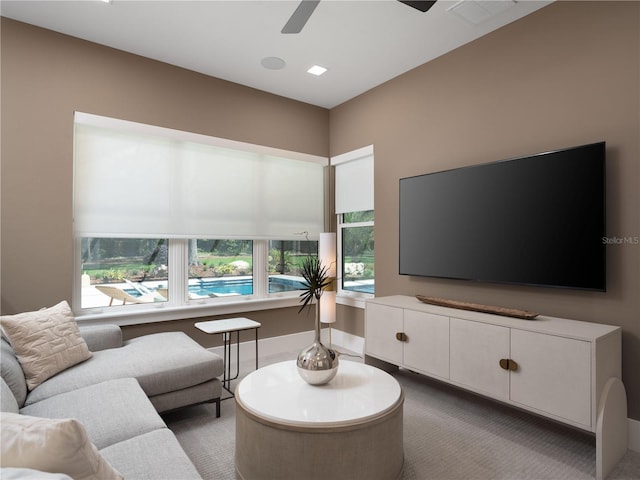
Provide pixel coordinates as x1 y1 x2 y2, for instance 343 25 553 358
0 18 328 342
2 2 639 420
330 1 640 420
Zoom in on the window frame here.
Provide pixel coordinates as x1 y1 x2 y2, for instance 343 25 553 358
332 145 375 309
336 214 375 309
72 113 327 325
74 238 314 325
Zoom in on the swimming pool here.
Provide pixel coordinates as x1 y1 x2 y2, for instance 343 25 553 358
192 276 307 296
191 278 253 296
125 276 372 298
349 284 375 294
124 276 308 298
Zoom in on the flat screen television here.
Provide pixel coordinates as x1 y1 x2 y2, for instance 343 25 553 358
399 142 606 291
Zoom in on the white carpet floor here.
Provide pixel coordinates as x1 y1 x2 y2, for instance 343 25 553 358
164 349 640 480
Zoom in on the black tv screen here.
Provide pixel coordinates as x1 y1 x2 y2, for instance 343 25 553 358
399 142 606 291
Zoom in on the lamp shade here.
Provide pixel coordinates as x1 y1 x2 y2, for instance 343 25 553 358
319 232 337 324
318 232 337 278
320 291 337 324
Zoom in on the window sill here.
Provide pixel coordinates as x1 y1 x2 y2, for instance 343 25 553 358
336 292 373 309
75 296 301 327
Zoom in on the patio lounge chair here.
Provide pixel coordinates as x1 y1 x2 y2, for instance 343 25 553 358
95 285 164 306
125 278 155 295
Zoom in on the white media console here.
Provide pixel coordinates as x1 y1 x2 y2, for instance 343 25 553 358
365 295 627 479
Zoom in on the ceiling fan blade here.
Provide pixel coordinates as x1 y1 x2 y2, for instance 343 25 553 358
281 0 320 34
398 1 437 13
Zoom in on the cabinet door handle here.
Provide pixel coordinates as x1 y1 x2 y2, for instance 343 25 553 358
499 358 519 371
396 332 408 342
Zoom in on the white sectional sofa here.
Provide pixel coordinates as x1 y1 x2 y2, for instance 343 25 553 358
0 301 223 479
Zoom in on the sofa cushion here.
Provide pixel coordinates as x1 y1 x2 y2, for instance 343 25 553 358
150 379 221 413
0 378 19 413
25 332 223 406
79 324 123 352
100 428 202 480
20 378 167 449
0 338 28 407
121 333 224 396
0 412 123 480
0 301 92 390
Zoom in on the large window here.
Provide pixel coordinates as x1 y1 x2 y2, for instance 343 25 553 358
333 146 374 302
74 113 327 318
80 238 319 310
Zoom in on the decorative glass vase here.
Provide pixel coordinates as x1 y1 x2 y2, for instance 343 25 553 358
296 297 339 385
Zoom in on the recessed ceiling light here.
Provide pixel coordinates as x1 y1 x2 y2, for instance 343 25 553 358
307 65 328 76
261 57 286 70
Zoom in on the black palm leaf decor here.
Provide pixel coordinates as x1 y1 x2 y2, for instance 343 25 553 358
298 256 332 313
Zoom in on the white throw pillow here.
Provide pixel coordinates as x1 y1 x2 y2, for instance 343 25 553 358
0 301 92 390
0 467 73 479
0 413 123 480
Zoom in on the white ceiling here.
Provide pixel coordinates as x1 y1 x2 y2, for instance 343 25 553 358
0 0 553 109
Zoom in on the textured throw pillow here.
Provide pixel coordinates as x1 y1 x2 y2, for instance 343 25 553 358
0 413 123 480
0 301 92 390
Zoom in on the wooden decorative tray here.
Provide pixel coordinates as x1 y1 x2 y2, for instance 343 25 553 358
415 295 539 320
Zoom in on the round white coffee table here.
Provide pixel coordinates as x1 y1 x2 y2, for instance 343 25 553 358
235 360 404 480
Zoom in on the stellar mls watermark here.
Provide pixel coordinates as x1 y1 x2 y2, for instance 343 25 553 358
602 236 639 245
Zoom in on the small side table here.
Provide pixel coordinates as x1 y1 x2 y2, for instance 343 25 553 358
195 317 261 396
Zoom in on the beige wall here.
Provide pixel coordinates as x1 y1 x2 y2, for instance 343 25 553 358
2 2 639 420
0 19 329 340
330 1 640 419
121 306 316 349
1 18 329 314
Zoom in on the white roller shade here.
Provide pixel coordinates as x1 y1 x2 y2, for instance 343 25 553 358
73 113 326 240
333 146 374 214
